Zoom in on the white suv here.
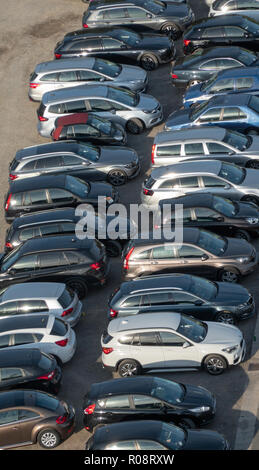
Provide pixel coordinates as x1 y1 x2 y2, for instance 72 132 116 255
101 312 246 376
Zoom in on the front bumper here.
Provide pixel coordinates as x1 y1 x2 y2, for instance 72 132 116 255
232 338 246 365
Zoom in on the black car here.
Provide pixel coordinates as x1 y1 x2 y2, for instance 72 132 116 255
0 235 110 298
158 193 259 241
5 207 137 257
183 15 259 55
83 376 216 432
10 139 140 186
85 420 229 450
55 28 175 71
171 46 259 88
108 273 256 324
0 349 62 395
4 174 118 223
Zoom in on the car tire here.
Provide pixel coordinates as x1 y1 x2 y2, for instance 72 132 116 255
117 359 141 377
37 429 61 449
178 418 196 430
140 53 159 71
217 269 240 283
246 160 259 169
126 118 145 134
234 229 251 242
241 195 259 206
246 129 259 136
215 311 236 325
203 355 227 375
107 169 127 186
66 278 88 299
105 240 122 257
160 22 180 39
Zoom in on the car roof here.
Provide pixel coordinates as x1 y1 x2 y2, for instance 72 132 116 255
206 93 252 106
190 14 252 29
9 174 68 192
0 282 65 302
42 84 108 105
213 66 259 80
179 46 252 62
56 113 89 127
150 159 222 179
35 58 96 74
89 376 155 399
63 27 136 41
127 227 201 246
154 126 226 144
119 273 194 294
0 389 55 410
93 420 164 445
108 312 181 335
0 314 51 334
11 208 77 229
159 193 215 209
0 348 42 368
14 141 80 161
9 234 95 255
91 0 148 9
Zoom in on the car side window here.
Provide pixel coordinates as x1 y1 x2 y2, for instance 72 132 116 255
159 178 181 189
121 295 142 307
19 227 40 242
25 190 48 206
0 335 11 349
237 0 259 8
0 410 19 425
13 333 36 346
172 292 198 304
0 301 18 316
184 143 204 155
48 103 66 114
40 72 59 82
156 144 181 157
65 100 87 113
169 208 192 222
202 175 227 187
103 7 127 19
68 39 102 52
139 332 159 345
11 254 38 272
198 108 222 122
210 78 235 93
134 249 152 260
105 441 137 450
159 331 186 346
201 27 224 38
77 70 102 81
48 188 74 203
38 252 68 268
206 142 230 154
89 99 114 112
152 245 176 259
177 244 205 258
236 77 253 90
102 38 123 49
223 0 237 9
74 124 100 136
17 300 48 314
104 396 131 409
132 395 162 409
39 224 60 236
222 107 247 120
60 222 76 233
38 156 63 168
200 59 221 71
22 161 37 171
142 292 174 306
64 250 86 265
58 71 77 82
179 176 199 188
62 155 82 166
138 440 166 450
126 7 149 18
223 26 246 38
18 409 40 421
193 207 219 221
0 367 23 381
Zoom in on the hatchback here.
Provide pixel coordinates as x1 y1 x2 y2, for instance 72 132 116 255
0 235 109 298
0 314 76 365
4 174 118 223
109 273 256 323
0 389 75 449
29 57 148 101
0 349 62 394
122 227 258 283
101 311 246 375
209 0 259 21
83 376 216 431
0 282 82 327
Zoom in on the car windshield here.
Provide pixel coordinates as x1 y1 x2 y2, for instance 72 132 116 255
190 100 209 120
212 195 237 216
189 277 217 300
144 0 165 14
0 246 21 272
151 377 185 404
159 422 186 450
176 314 207 343
107 87 138 107
200 74 218 91
249 95 259 114
65 175 90 198
112 29 141 47
241 17 259 33
77 143 100 162
89 115 112 134
93 58 122 78
238 48 258 66
223 129 250 151
219 162 246 184
198 230 227 256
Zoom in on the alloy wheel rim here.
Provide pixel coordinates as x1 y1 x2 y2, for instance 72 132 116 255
127 121 140 134
41 432 57 448
217 313 234 324
142 57 155 70
249 161 259 169
206 358 224 373
121 363 137 376
109 171 126 185
221 271 238 283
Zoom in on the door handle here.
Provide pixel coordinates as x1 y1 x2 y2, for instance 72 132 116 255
12 427 18 430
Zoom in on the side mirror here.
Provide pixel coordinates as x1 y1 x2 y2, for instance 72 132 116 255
217 216 224 222
223 185 230 190
194 300 203 306
182 341 191 349
146 13 152 18
8 269 16 275
201 254 209 261
110 109 116 114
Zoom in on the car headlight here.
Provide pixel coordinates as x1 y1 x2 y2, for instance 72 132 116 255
125 162 136 169
189 406 211 413
237 256 251 264
222 345 239 354
142 109 153 114
245 217 259 224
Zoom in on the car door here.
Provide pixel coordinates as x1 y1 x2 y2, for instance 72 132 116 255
61 154 105 182
101 38 133 64
0 367 25 391
1 254 39 287
200 27 226 48
101 395 133 425
192 207 225 231
125 6 157 32
66 39 104 59
151 244 182 275
47 188 77 209
205 141 246 166
88 98 123 125
0 409 23 447
220 106 249 132
223 25 256 50
200 175 237 199
35 252 70 283
131 394 165 422
139 291 176 314
176 243 217 278
16 409 41 444
129 332 165 369
57 71 79 90
194 106 223 127
170 291 215 321
158 330 200 368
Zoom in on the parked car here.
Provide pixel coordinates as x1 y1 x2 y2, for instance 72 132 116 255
83 376 216 431
37 84 162 137
151 127 259 169
209 0 259 21
0 314 76 365
10 137 139 185
0 282 82 327
29 57 148 101
82 0 194 38
183 66 259 108
52 113 127 146
0 349 62 394
4 174 118 223
0 235 110 298
122 227 258 283
164 94 259 134
86 0 190 4
55 28 176 71
171 46 259 88
5 207 137 257
101 311 246 375
108 273 256 323
0 389 75 449
183 15 259 55
85 420 229 450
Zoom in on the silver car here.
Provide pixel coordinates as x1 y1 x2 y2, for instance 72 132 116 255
37 84 163 137
141 159 259 208
209 0 259 21
29 57 148 101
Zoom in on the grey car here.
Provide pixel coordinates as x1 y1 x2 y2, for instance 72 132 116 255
37 84 163 137
152 127 259 168
142 159 259 208
29 57 148 101
209 0 259 21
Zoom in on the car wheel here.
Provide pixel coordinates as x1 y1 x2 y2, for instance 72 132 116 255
105 240 122 257
246 160 259 169
178 418 196 430
37 429 61 449
234 229 251 242
203 355 227 375
215 311 236 325
218 269 239 283
161 22 180 39
247 129 258 136
140 53 158 71
66 278 87 299
126 118 145 134
107 169 127 186
241 195 259 206
188 79 201 87
118 359 141 377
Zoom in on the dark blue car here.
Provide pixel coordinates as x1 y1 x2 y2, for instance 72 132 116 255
183 67 259 108
164 94 259 134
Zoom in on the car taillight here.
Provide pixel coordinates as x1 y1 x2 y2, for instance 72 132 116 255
109 308 118 318
5 242 13 249
84 404 96 415
9 174 18 181
38 115 48 122
55 339 68 347
37 370 55 381
184 39 191 46
5 194 12 211
171 73 178 79
83 24 88 28
91 262 101 271
62 307 73 317
102 347 113 354
29 83 39 89
143 188 153 196
56 415 67 424
151 144 156 165
123 246 134 270
55 53 62 59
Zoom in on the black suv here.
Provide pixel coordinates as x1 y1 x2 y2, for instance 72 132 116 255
83 376 216 432
183 15 259 54
55 28 175 71
108 273 255 324
82 0 194 38
0 235 110 298
4 174 118 223
0 349 62 394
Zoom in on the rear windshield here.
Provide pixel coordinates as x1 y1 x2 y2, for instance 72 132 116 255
58 289 73 309
9 159 19 172
88 240 103 260
34 393 60 411
38 353 53 371
145 176 156 189
30 72 38 82
50 318 67 337
249 95 259 114
37 102 46 117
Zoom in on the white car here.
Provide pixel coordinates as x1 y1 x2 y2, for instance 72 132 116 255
0 282 82 327
101 312 246 376
0 314 76 364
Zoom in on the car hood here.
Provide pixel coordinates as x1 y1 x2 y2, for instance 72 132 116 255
180 384 214 408
215 281 251 305
140 33 173 51
164 108 191 129
241 167 259 190
236 200 259 218
245 135 259 154
88 181 114 198
99 146 138 164
160 3 190 17
138 93 160 112
224 237 254 257
202 321 243 345
118 65 147 83
183 429 228 450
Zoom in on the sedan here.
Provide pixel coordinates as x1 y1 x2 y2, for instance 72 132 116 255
209 0 259 21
